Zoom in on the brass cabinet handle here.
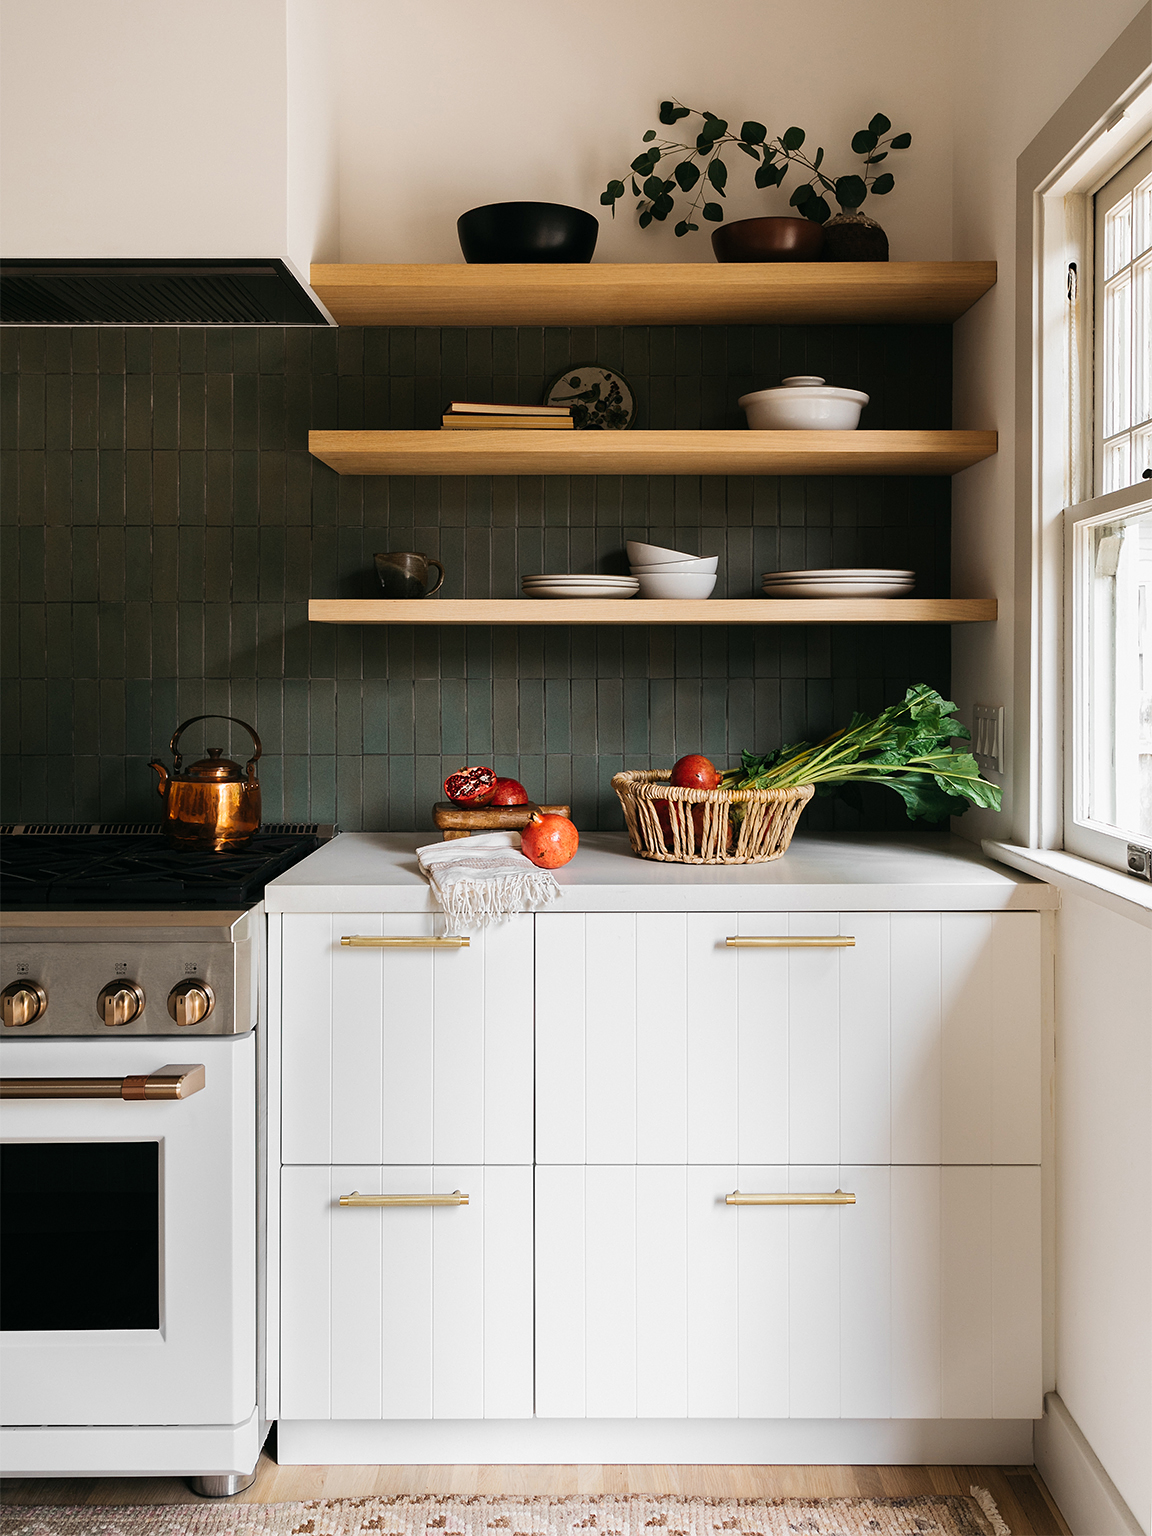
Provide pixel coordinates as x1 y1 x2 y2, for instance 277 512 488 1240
340 935 470 948
725 935 855 948
338 1189 469 1207
0 1064 206 1101
726 1189 856 1206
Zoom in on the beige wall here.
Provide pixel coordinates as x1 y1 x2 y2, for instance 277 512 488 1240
332 0 956 264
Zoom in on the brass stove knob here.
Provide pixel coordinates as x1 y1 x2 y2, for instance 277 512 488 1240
2 980 47 1028
96 981 145 1028
167 979 215 1026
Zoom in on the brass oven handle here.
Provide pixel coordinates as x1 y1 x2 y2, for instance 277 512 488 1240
0 1064 206 1101
340 935 470 948
725 936 855 948
339 1189 469 1207
727 1189 856 1206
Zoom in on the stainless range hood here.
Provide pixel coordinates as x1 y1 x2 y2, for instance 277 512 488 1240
0 258 334 326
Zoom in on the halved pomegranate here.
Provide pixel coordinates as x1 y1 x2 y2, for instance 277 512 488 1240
443 765 497 806
670 753 721 790
520 811 578 868
491 777 529 806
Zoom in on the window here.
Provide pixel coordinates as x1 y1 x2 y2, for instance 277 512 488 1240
1095 142 1152 493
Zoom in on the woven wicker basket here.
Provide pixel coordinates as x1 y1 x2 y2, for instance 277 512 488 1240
612 769 815 865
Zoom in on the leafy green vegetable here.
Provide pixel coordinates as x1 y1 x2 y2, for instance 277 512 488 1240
720 685 1001 824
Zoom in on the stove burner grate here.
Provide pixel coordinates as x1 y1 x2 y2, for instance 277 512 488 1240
0 830 326 907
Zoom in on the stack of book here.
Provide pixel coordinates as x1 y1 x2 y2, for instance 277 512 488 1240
441 402 574 430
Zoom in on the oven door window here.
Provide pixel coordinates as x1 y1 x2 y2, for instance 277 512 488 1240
1 1141 160 1331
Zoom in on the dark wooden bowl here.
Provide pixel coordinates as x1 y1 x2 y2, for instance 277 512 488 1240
457 202 598 264
710 216 824 263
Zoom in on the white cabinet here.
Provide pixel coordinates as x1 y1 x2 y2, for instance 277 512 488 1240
535 1164 1042 1421
535 911 1041 1166
280 1164 533 1420
280 913 533 1165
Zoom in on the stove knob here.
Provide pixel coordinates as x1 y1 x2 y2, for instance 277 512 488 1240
96 981 145 1028
2 980 47 1028
167 979 215 1026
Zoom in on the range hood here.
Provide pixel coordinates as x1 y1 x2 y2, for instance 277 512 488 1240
0 258 334 327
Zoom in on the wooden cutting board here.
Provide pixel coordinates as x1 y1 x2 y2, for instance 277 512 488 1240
432 802 571 840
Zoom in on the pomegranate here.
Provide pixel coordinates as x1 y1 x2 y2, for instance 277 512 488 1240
490 777 529 806
443 765 497 806
520 811 578 869
670 753 721 790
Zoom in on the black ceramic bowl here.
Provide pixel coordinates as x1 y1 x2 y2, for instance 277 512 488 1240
457 201 599 263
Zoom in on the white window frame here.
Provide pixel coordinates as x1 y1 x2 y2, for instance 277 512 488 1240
1063 480 1152 867
1014 8 1152 868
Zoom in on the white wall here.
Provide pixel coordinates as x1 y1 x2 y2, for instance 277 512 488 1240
948 0 1147 845
332 0 955 264
0 0 289 259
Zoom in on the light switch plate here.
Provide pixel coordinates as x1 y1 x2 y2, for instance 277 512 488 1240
972 704 1005 776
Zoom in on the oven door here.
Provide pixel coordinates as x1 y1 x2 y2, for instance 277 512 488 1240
0 1033 255 1428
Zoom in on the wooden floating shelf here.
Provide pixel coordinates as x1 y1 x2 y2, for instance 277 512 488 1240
309 598 998 627
310 261 997 327
309 429 996 478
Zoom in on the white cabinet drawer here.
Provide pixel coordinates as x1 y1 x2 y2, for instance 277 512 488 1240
535 911 1041 1165
280 1164 533 1421
279 913 533 1165
535 1163 1041 1421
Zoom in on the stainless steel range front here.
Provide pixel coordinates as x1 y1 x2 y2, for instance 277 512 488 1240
0 825 331 1496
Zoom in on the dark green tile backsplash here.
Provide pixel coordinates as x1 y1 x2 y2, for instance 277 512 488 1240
1 321 952 832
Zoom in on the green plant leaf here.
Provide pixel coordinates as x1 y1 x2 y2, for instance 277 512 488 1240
652 193 675 218
740 120 767 144
707 158 728 191
790 182 814 204
696 117 728 150
737 142 760 160
817 173 835 192
835 174 867 209
643 129 656 142
606 179 625 199
631 177 641 196
674 220 692 236
865 151 888 164
871 172 895 194
868 112 892 134
702 201 724 221
638 210 653 228
755 161 785 189
813 146 824 169
674 160 701 190
659 100 690 124
890 132 912 149
631 152 653 174
781 125 805 151
851 129 878 155
643 174 665 199
600 192 616 210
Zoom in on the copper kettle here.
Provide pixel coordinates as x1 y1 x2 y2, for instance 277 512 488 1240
149 715 262 852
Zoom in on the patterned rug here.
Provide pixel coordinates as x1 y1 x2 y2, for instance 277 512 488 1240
0 1490 1011 1536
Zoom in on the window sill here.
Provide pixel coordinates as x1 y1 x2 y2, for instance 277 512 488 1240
981 841 1152 927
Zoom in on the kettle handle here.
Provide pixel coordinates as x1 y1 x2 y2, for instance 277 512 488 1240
170 715 262 776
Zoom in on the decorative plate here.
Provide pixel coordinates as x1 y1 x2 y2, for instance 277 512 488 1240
544 365 635 430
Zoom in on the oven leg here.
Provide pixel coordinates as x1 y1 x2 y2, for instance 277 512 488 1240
187 1470 258 1498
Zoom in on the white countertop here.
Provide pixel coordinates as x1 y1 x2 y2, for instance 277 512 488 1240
264 831 1056 913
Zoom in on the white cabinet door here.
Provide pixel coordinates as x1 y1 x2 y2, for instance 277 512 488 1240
534 1164 1041 1420
279 913 533 1165
535 911 1041 1165
280 1164 533 1421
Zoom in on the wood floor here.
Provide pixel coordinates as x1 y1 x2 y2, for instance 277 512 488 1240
0 1457 1071 1534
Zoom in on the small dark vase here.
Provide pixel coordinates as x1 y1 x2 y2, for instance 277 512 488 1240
457 201 599 263
710 216 824 263
821 212 889 261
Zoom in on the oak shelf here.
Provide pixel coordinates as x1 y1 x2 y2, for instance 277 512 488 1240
308 429 997 478
309 261 997 327
308 598 998 627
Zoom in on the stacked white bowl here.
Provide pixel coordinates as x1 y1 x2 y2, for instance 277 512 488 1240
626 540 718 599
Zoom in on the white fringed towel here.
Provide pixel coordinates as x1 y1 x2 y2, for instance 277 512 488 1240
416 831 562 928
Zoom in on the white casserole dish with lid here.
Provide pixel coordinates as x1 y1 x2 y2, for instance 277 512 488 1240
739 375 869 430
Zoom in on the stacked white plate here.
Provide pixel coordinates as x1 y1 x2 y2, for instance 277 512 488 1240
761 568 915 599
625 540 718 599
522 574 639 599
